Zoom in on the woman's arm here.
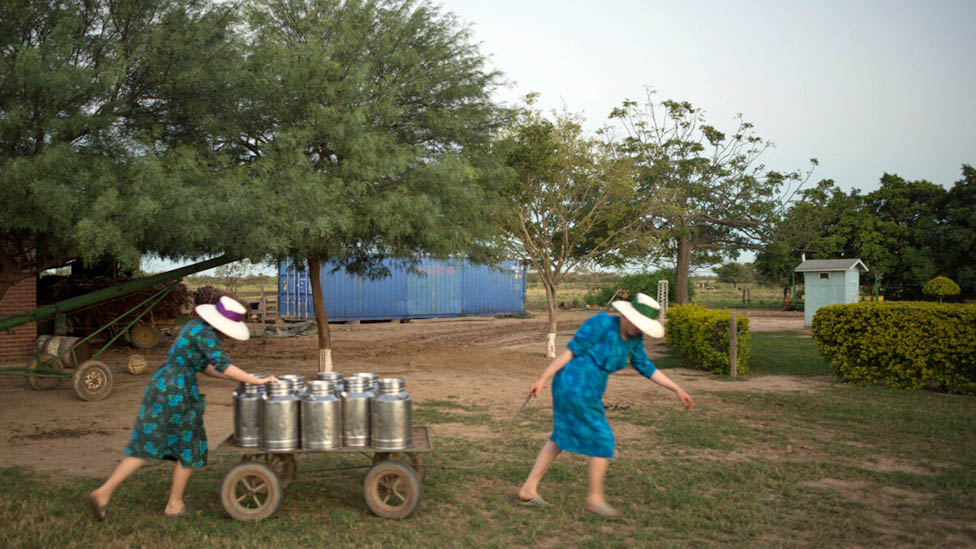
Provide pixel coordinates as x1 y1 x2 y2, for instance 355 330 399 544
649 370 694 410
204 364 277 385
528 349 574 397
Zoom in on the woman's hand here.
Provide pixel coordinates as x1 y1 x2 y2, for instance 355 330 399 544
676 388 694 411
529 378 545 398
259 374 279 384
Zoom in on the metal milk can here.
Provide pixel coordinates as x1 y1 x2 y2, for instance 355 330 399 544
233 381 263 447
260 381 300 452
371 378 412 450
341 376 373 447
301 380 341 450
355 372 379 393
279 374 306 396
316 371 344 393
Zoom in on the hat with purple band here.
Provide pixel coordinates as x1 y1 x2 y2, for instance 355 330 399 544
611 292 664 339
195 296 250 341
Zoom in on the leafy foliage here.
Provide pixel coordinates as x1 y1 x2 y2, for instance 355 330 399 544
611 88 815 304
584 270 692 306
812 302 976 393
665 304 750 375
922 276 961 301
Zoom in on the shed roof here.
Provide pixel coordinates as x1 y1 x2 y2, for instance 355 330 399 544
795 259 868 272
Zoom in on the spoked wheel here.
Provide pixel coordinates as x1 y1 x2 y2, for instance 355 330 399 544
372 452 427 482
72 360 113 401
26 353 63 390
126 354 148 375
242 453 296 490
128 321 160 349
219 461 283 521
363 459 422 520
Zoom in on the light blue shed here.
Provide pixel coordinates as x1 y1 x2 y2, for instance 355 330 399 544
795 259 869 326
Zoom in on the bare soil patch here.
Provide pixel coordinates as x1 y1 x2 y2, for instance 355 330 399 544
0 308 819 477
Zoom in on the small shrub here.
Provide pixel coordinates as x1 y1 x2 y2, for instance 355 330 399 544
812 301 976 393
922 276 961 302
665 304 750 375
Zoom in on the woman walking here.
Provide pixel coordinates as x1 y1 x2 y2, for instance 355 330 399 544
87 296 277 520
518 293 693 519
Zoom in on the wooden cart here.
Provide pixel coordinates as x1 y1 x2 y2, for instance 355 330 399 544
212 426 432 521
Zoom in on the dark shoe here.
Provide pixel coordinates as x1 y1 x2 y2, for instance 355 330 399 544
584 503 623 519
164 505 198 518
86 493 108 522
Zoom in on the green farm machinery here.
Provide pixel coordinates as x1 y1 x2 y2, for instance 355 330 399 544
0 256 236 401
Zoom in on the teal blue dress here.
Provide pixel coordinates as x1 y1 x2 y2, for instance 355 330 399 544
551 312 657 458
124 319 231 468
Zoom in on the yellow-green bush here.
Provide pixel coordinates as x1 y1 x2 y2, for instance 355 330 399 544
665 304 750 375
812 302 976 393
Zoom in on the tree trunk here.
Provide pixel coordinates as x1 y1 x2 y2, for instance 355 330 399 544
308 254 333 372
675 236 692 304
543 279 558 358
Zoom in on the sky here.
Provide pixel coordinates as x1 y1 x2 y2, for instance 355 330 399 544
443 0 976 193
145 0 976 274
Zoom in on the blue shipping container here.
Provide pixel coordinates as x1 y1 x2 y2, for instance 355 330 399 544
278 258 525 322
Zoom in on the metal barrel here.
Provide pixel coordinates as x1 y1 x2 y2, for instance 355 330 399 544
301 380 341 450
354 372 379 393
341 376 372 447
316 371 344 393
233 382 263 447
260 381 300 451
35 335 91 369
371 378 412 450
279 374 306 396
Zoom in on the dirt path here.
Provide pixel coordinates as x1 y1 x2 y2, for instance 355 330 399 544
0 308 820 477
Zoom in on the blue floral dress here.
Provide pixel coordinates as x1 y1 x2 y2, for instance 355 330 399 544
550 312 657 458
124 318 231 467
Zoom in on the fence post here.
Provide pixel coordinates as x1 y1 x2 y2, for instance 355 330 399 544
729 311 737 377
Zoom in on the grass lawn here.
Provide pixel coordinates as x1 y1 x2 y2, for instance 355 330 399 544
3 333 973 547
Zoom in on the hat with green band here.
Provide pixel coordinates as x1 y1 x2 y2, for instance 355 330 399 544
611 292 664 338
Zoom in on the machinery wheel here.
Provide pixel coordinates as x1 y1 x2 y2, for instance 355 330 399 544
372 452 427 482
363 459 422 520
242 453 296 490
129 321 160 349
126 354 148 375
72 360 113 401
219 461 283 521
26 353 63 390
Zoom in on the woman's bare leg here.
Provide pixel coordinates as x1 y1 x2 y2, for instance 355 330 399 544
585 457 610 507
90 456 147 507
518 440 562 500
164 461 194 515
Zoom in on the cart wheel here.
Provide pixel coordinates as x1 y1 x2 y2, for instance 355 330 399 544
26 353 63 390
72 360 113 401
219 461 283 521
126 354 148 375
243 453 296 490
372 452 427 482
363 459 422 520
129 321 160 349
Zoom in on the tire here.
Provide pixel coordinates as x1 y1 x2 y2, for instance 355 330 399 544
26 353 64 390
126 354 148 375
129 321 160 349
219 462 283 521
363 459 422 520
72 360 113 401
242 453 296 490
372 452 427 482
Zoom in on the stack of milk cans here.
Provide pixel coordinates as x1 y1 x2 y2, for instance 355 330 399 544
232 372 412 452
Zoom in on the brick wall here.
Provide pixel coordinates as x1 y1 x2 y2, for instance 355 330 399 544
0 277 37 365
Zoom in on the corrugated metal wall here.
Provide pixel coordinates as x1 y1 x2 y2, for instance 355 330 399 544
278 258 525 321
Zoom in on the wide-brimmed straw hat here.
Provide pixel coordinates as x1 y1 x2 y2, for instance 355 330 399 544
611 292 664 339
195 296 250 341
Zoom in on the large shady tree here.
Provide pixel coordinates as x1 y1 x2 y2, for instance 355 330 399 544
611 88 814 304
0 0 249 301
496 99 662 357
235 0 508 370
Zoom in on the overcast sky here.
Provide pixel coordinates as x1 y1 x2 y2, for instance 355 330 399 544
443 0 975 193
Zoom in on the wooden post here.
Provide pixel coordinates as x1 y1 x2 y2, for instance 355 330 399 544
729 311 738 377
259 280 266 323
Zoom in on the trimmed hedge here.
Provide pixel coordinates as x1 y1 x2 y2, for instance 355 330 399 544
812 302 976 394
665 304 750 375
